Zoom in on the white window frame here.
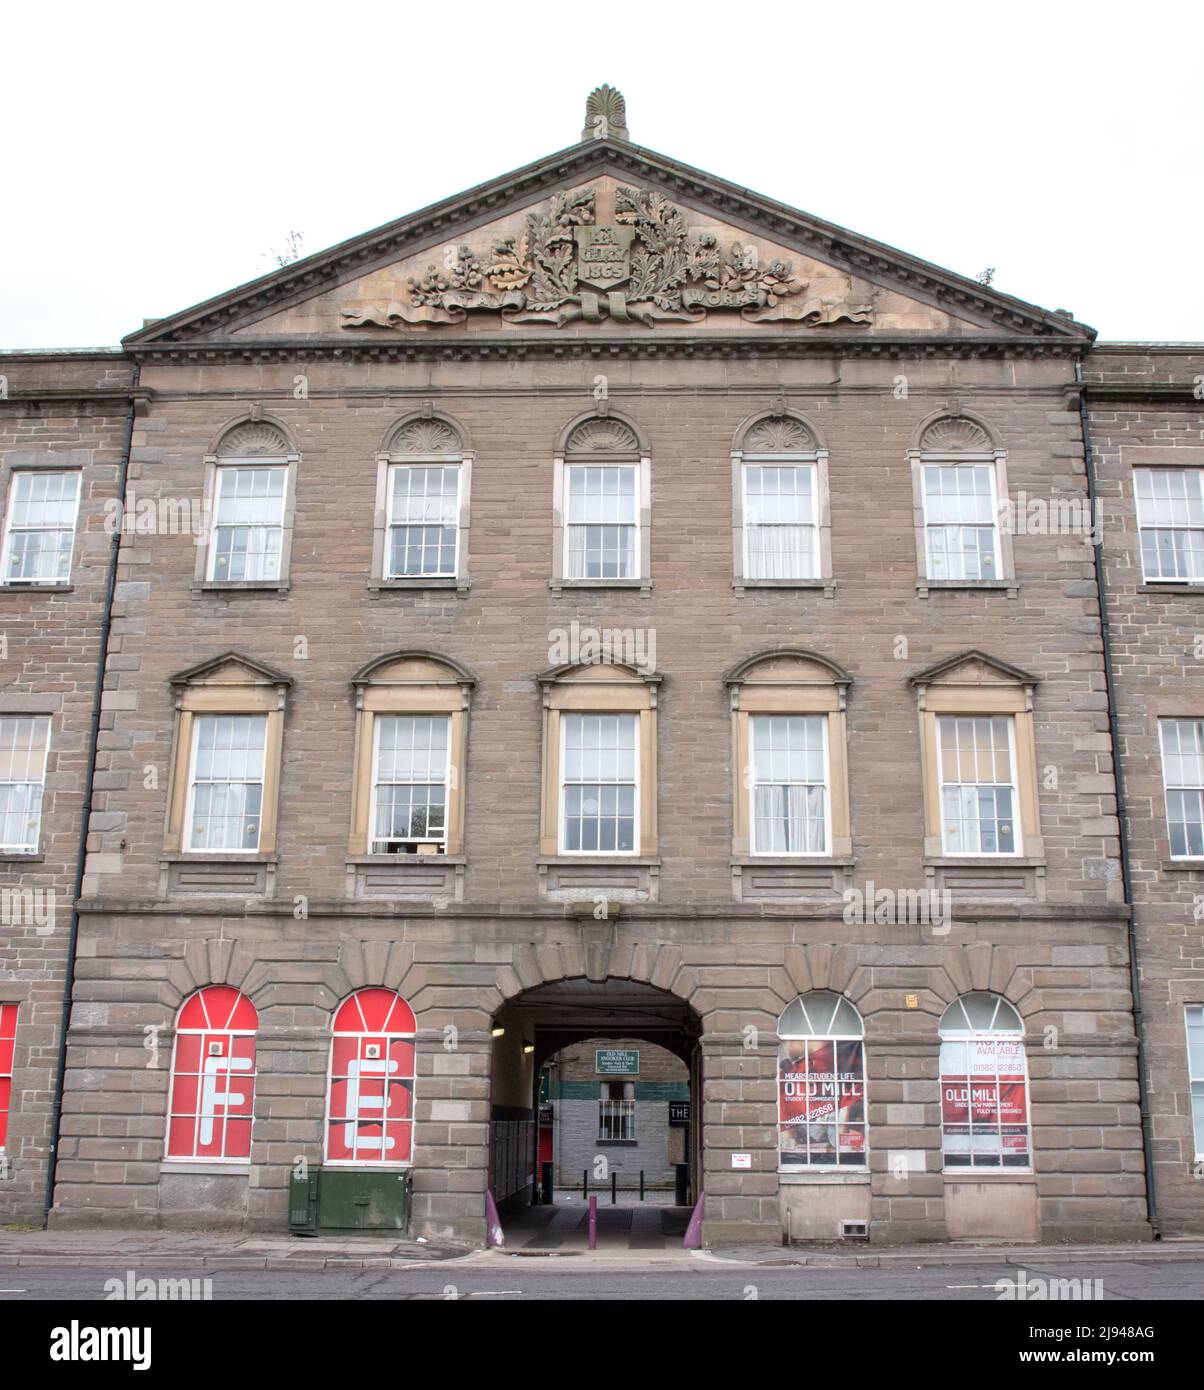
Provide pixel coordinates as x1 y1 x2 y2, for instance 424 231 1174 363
741 455 819 581
204 461 289 583
384 460 463 580
1159 718 1204 860
558 711 640 857
562 462 641 583
598 1080 636 1142
0 715 52 854
1186 1004 1204 1161
920 459 1002 582
183 713 268 855
777 993 868 1173
1135 467 1204 585
936 714 1022 857
749 713 831 856
938 995 1031 1174
368 712 452 855
0 469 81 587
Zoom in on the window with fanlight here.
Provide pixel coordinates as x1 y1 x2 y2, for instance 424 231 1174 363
325 989 416 1166
777 991 867 1169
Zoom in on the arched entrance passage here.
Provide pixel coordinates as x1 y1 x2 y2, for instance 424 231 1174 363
488 977 703 1249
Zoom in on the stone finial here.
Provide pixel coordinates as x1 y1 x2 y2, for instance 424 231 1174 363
583 85 629 142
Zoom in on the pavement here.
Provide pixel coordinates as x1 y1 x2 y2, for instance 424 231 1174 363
2 1220 1203 1273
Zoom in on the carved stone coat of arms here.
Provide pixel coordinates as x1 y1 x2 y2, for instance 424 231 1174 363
341 185 874 330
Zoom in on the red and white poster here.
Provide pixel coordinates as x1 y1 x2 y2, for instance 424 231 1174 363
940 1037 1029 1167
779 1038 866 1167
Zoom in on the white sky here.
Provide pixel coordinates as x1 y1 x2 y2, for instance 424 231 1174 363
2 1 1201 349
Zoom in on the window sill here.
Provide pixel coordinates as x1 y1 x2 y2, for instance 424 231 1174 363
924 855 1044 868
160 1161 251 1176
779 1170 870 1183
159 854 277 897
345 853 466 865
734 578 836 597
538 856 660 903
1139 583 1204 596
192 580 289 595
916 578 1018 599
596 1140 639 1147
0 582 74 594
923 856 1046 904
1161 858 1204 873
732 855 855 868
0 852 44 864
369 577 470 593
942 1170 1035 1183
549 578 653 594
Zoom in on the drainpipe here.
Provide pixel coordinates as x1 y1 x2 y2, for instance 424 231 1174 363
41 362 142 1227
1075 361 1160 1237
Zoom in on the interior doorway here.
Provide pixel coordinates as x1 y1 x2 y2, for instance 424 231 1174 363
488 977 702 1252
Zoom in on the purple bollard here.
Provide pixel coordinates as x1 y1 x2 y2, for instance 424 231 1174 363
486 1190 505 1248
588 1194 598 1249
682 1190 705 1249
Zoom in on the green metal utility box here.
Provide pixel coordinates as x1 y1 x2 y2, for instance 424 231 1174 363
288 1166 412 1236
288 1167 319 1235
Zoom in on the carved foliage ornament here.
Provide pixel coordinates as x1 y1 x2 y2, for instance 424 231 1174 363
342 184 875 332
565 419 639 453
390 419 462 454
743 416 816 453
218 422 290 457
920 417 993 453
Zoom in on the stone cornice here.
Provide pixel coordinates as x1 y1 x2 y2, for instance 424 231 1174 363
123 138 1096 350
125 333 1091 366
75 897 1130 923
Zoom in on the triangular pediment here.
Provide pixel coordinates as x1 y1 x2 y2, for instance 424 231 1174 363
169 651 292 689
909 650 1038 690
125 132 1094 355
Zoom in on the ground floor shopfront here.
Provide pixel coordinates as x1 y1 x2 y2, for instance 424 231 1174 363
44 903 1153 1245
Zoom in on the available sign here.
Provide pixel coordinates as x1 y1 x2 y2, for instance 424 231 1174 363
595 1048 640 1075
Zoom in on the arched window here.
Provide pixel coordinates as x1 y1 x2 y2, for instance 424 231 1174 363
199 419 298 590
551 413 651 593
165 986 258 1162
909 414 1014 597
732 410 833 594
373 412 473 590
938 992 1030 1170
777 990 866 1169
326 989 416 1166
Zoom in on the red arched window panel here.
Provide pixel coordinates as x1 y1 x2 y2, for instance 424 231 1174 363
327 988 415 1166
0 1003 17 1152
166 986 258 1162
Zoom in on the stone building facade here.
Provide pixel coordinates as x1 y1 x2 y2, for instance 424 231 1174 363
0 90 1198 1245
0 351 135 1223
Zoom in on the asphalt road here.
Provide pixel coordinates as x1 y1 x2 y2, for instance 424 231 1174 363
1 1258 1200 1300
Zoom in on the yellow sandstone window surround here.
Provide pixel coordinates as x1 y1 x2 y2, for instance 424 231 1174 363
910 651 1043 866
347 653 475 858
726 651 853 863
537 661 660 860
164 653 292 858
